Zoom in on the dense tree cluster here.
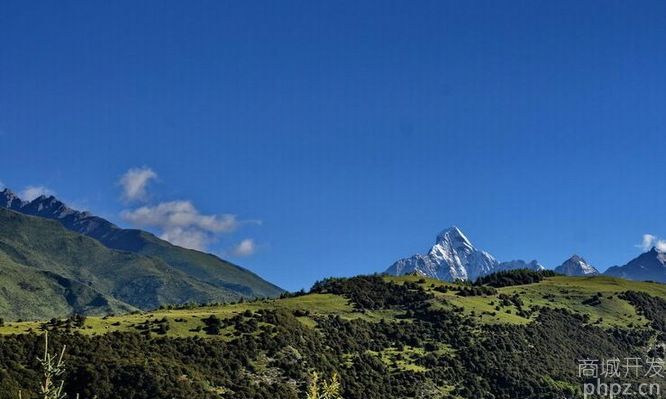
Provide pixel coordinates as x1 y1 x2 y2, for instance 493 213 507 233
310 275 433 310
456 286 498 297
621 291 666 335
474 269 558 288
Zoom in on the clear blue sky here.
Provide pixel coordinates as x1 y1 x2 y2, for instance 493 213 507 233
1 1 665 291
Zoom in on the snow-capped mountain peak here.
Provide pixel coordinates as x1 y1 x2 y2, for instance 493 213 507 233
434 226 473 249
429 227 478 260
554 255 599 276
386 227 540 282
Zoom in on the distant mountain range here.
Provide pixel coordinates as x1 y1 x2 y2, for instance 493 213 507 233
386 226 666 283
2 187 665 320
386 227 544 281
554 255 599 276
605 248 666 282
0 188 283 320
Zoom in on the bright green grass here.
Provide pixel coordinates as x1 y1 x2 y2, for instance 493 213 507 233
405 275 666 327
0 293 398 337
367 346 428 372
496 276 664 328
1 275 664 337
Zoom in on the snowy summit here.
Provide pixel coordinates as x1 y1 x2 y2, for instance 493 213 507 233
385 226 543 282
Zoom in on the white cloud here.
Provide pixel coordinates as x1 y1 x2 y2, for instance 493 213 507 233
160 227 214 251
638 234 666 253
230 239 257 257
121 201 239 232
119 167 157 203
20 186 55 201
640 234 657 251
118 168 261 252
121 200 243 251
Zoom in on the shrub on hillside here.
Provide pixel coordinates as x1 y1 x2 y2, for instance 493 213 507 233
310 275 433 310
474 269 557 288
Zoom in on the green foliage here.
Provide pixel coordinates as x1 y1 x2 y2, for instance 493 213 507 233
202 315 222 335
311 275 433 310
129 232 283 299
474 269 558 288
620 291 666 333
456 286 497 297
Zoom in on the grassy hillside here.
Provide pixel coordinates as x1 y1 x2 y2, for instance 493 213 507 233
1 273 666 398
2 274 661 335
129 231 284 298
72 225 284 298
1 191 283 299
0 251 136 320
0 209 242 319
408 274 665 328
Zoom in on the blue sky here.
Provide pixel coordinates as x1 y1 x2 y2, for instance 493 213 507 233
1 1 665 291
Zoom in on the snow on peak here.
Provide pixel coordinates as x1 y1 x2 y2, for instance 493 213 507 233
435 226 472 247
554 255 599 276
386 227 539 282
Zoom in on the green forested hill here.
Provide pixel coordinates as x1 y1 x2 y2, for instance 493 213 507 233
0 209 244 319
120 230 283 298
1 272 665 398
0 251 136 320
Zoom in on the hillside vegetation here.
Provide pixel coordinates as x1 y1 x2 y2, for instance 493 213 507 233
0 191 284 303
0 209 240 319
1 273 665 398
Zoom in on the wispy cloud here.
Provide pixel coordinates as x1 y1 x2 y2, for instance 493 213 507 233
121 200 250 251
119 167 157 203
121 201 239 232
638 234 666 253
20 185 55 201
230 238 257 257
159 227 216 252
119 167 261 252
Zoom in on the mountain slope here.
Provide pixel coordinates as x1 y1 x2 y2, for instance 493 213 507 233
554 255 600 276
0 189 282 298
0 208 241 319
0 251 136 320
385 226 542 281
605 248 666 282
